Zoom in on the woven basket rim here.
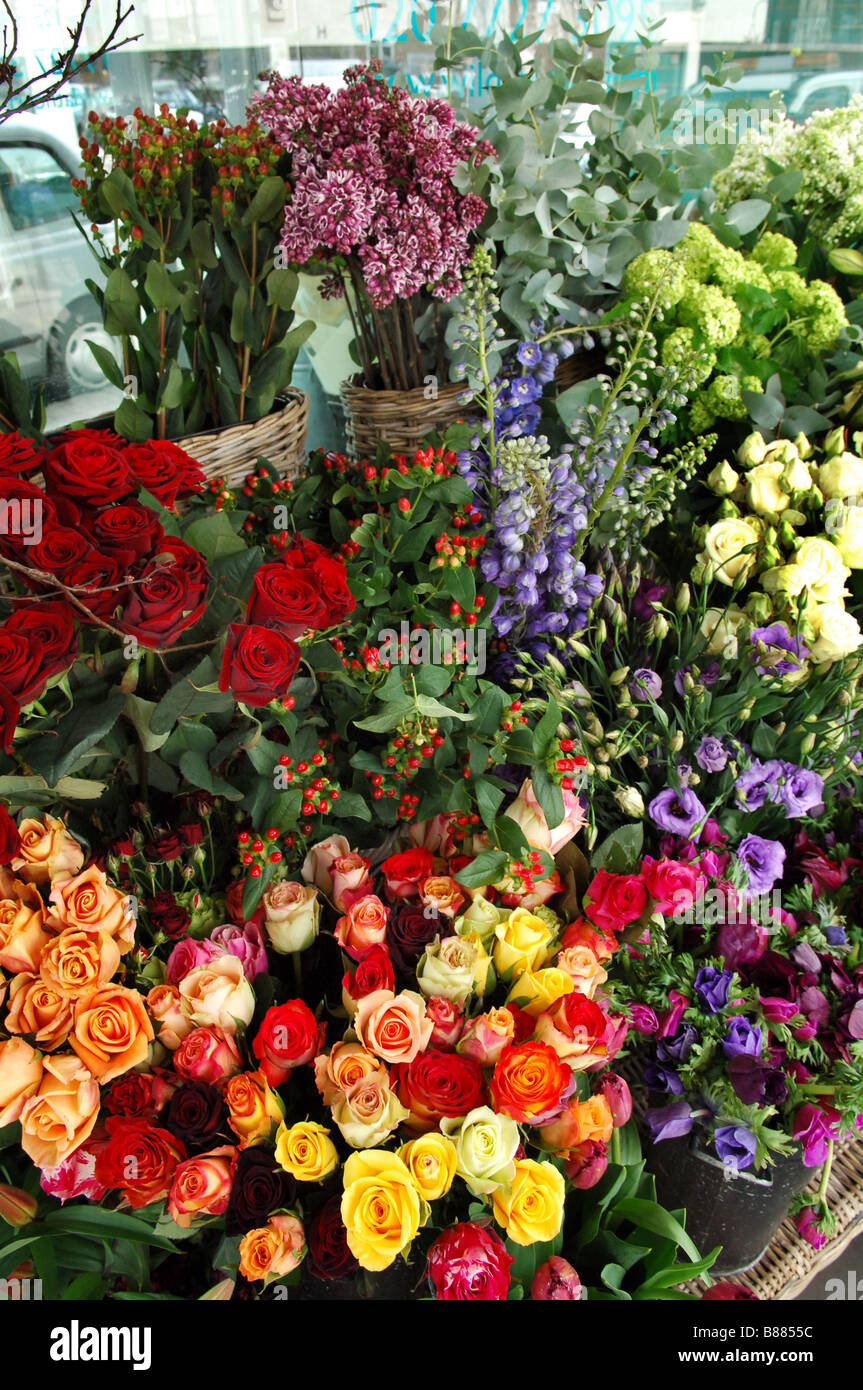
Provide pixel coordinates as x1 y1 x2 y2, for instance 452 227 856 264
339 374 464 404
173 387 308 449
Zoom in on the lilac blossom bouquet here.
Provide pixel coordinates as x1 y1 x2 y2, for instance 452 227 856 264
253 60 494 390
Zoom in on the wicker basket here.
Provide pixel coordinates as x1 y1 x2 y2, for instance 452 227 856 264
339 376 466 460
173 388 309 487
554 344 606 393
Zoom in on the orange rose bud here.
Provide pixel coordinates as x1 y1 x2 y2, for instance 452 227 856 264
0 1183 38 1227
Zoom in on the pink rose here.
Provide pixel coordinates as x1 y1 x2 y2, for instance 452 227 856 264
146 983 194 1050
502 779 586 856
353 989 434 1065
760 996 799 1024
174 1026 243 1084
641 857 705 915
330 853 373 913
39 1133 109 1204
210 921 269 980
301 835 351 897
335 894 389 961
656 990 690 1039
583 870 648 933
425 996 464 1050
165 936 219 985
457 1007 517 1067
408 813 458 858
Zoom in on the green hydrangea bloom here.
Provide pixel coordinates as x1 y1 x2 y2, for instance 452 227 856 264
712 114 798 211
673 223 722 282
791 96 863 247
622 249 689 308
678 284 741 349
660 325 716 384
796 279 848 350
766 268 810 314
688 396 717 433
706 374 750 421
710 245 750 294
751 232 797 269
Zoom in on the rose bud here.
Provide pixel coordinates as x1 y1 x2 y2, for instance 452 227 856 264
531 1256 582 1301
425 996 464 1050
598 1073 633 1127
564 1139 609 1190
0 1183 38 1227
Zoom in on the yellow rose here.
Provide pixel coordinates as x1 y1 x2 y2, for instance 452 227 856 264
808 603 863 664
818 451 863 500
793 537 850 605
398 1133 458 1202
340 1149 429 1272
493 907 555 981
831 505 863 569
491 1158 566 1246
275 1119 339 1182
761 563 806 597
698 606 748 658
224 1069 285 1148
702 518 760 585
506 966 573 1019
745 461 790 515
330 1074 409 1149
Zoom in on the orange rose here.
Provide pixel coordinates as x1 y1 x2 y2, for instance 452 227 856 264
70 983 154 1082
334 894 389 961
238 1213 306 1284
6 973 74 1050
330 853 373 913
539 1094 614 1153
554 943 608 998
48 866 134 953
0 872 49 974
489 1041 572 1123
18 1052 100 1168
11 815 84 885
559 915 618 962
0 1037 43 1125
224 1069 284 1148
39 928 121 999
314 1041 387 1107
168 1145 237 1228
353 989 434 1065
419 875 466 919
146 983 195 1050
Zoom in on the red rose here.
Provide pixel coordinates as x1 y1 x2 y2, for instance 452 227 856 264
43 438 134 506
123 439 205 507
307 1194 360 1280
147 832 184 862
583 869 648 932
102 1070 156 1118
179 823 204 847
395 1048 485 1129
792 832 849 898
280 537 332 568
246 562 329 639
63 553 127 623
342 943 395 1002
120 545 210 648
94 1116 186 1208
380 847 435 900
0 479 57 565
252 999 322 1086
145 891 191 939
641 857 705 915
0 803 20 864
5 600 78 684
0 626 46 703
0 431 41 474
426 1222 513 1301
85 501 164 563
0 681 20 753
224 879 264 929
29 525 94 576
218 622 301 706
309 553 356 625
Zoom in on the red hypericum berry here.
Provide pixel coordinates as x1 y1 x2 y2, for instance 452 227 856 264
266 827 279 840
241 852 253 866
432 735 445 747
373 789 384 800
384 755 396 767
559 739 574 752
561 778 574 790
449 602 461 617
510 701 522 712
238 831 250 844
249 865 262 878
421 745 433 758
269 850 283 863
297 762 309 773
318 799 329 814
465 612 476 626
278 754 291 766
311 752 324 766
252 839 264 853
397 497 411 512
574 755 588 767
282 696 295 710
301 801 315 815
407 756 421 769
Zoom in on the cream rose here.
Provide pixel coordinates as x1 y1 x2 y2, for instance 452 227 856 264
808 603 863 664
301 835 351 896
702 518 760 586
745 461 790 515
793 536 851 605
440 1104 520 1196
178 954 255 1030
262 881 320 954
416 935 478 1006
314 1041 387 1106
831 506 863 570
698 605 748 658
818 451 863 500
147 983 195 1050
330 1073 410 1148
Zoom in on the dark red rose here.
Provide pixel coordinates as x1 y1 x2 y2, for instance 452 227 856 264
380 847 435 899
147 832 184 862
29 525 94 576
120 544 210 649
179 822 204 847
43 438 134 506
0 627 45 704
219 622 301 706
123 439 205 507
395 1049 486 1128
309 553 356 624
280 537 332 568
0 479 56 564
54 427 124 447
225 1148 297 1235
0 803 20 864
63 553 127 623
164 1081 230 1152
702 1282 759 1301
0 431 42 474
5 600 78 684
507 1004 535 1045
102 1071 155 1118
0 681 20 753
246 561 329 639
145 891 191 939
386 901 442 978
94 1117 186 1208
86 501 164 563
225 879 263 928
252 999 322 1085
307 1194 360 1280
342 943 395 1001
426 1223 513 1301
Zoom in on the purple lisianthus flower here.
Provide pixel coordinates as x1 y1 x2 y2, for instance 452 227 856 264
737 834 786 896
735 759 784 811
648 787 708 839
750 622 809 676
630 668 662 701
694 966 734 1013
777 763 825 818
632 578 670 624
714 1124 758 1171
674 662 720 696
695 736 728 773
723 1017 763 1059
644 1101 694 1143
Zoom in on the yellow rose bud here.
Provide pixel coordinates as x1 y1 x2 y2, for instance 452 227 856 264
736 431 767 467
506 966 573 1018
398 1132 458 1201
493 908 555 981
706 460 739 495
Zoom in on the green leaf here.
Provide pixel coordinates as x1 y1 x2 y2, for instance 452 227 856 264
590 823 644 873
242 174 288 226
183 511 247 562
103 267 141 336
144 259 183 312
85 339 124 390
241 861 274 919
331 790 371 820
26 692 126 784
724 198 771 235
150 657 234 735
353 702 413 733
113 394 153 442
531 764 564 831
610 1198 701 1264
265 266 299 311
43 1206 179 1252
493 814 530 858
446 565 476 612
454 849 509 888
190 219 218 268
124 694 171 753
475 778 505 828
415 695 474 722
178 751 243 800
